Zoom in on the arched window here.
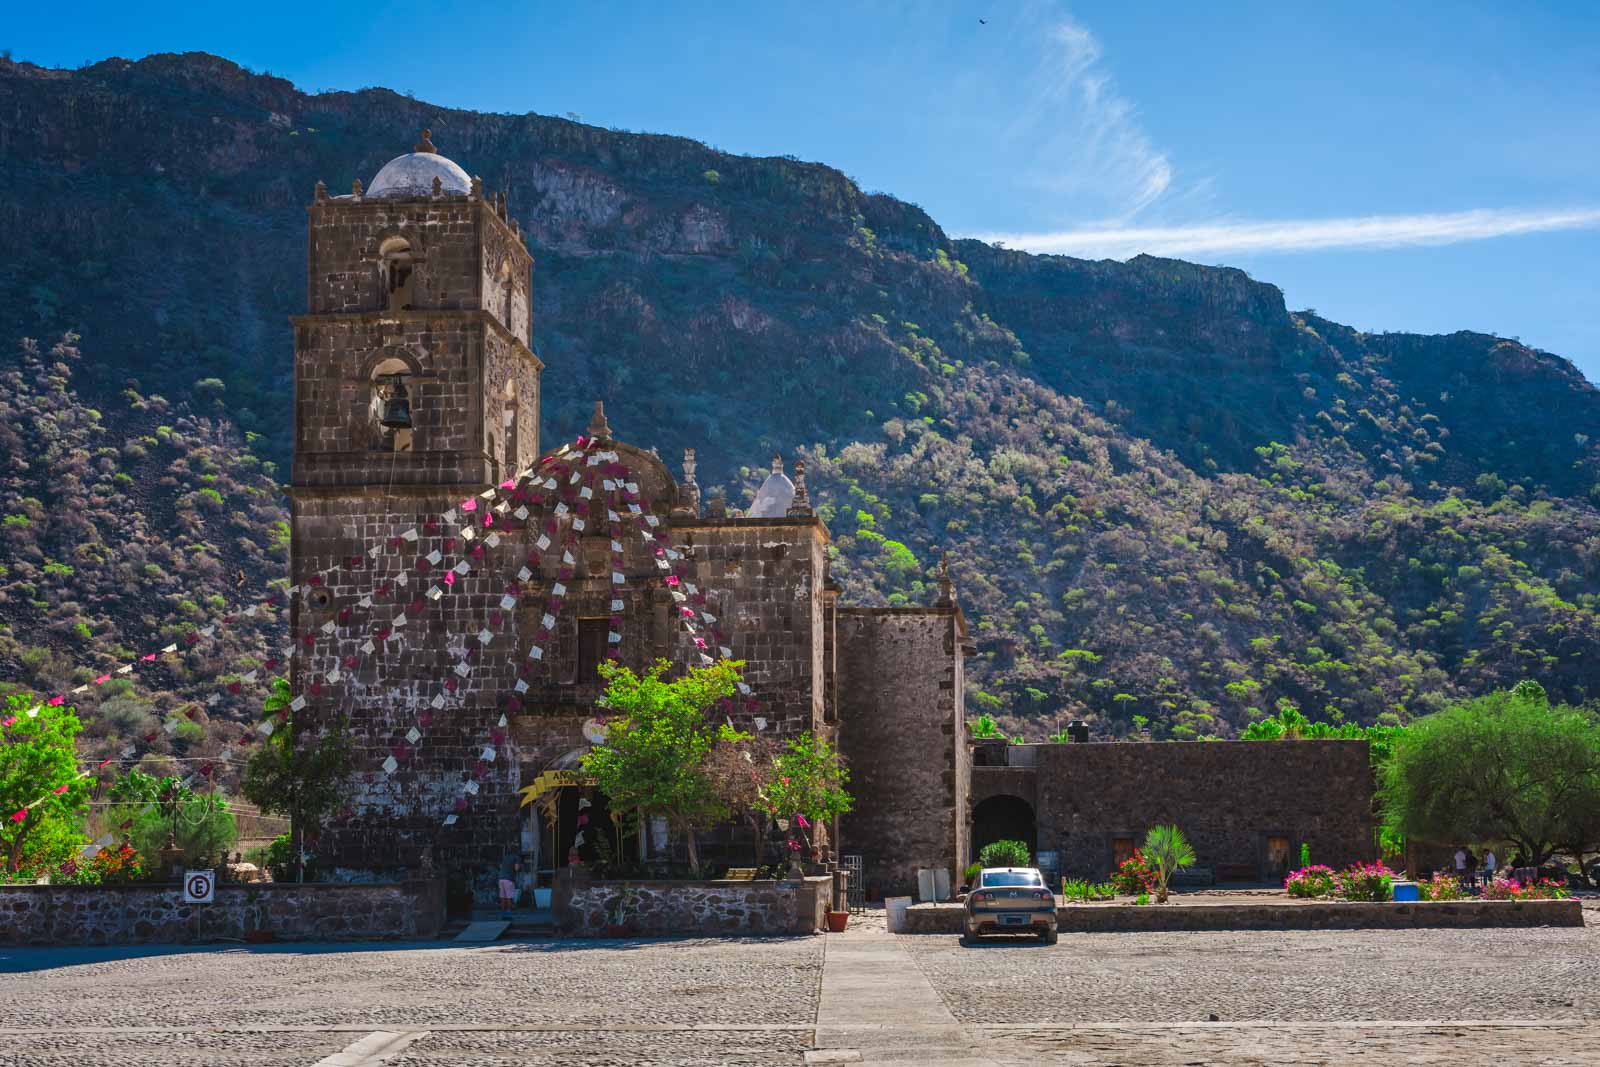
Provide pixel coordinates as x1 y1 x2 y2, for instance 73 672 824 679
502 377 518 473
369 356 414 453
379 236 416 311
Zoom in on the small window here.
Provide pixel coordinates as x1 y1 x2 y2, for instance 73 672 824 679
379 236 416 311
1111 837 1136 869
1266 835 1291 879
575 618 609 685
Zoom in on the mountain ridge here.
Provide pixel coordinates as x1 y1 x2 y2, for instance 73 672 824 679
1 51 1595 744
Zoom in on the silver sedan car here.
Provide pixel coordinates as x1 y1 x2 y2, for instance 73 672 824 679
962 866 1058 944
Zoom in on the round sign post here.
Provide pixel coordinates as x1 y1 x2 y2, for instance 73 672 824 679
184 869 216 904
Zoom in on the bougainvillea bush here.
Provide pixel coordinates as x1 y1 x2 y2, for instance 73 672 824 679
1483 876 1570 901
1110 850 1158 895
1333 861 1396 902
1284 864 1337 898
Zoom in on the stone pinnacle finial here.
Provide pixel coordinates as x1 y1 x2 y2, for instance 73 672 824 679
314 179 327 201
683 448 698 484
787 458 812 517
431 175 442 196
352 177 363 197
415 128 438 154
470 175 483 200
771 453 784 475
938 551 955 606
588 400 612 439
675 448 702 519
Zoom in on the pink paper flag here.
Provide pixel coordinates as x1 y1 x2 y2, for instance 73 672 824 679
95 674 111 685
461 499 478 512
9 810 25 823
53 784 69 795
48 696 63 706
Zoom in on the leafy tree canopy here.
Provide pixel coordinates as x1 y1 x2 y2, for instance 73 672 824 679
1 695 90 872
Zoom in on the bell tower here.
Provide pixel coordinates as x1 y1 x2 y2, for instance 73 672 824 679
285 133 543 873
291 130 540 489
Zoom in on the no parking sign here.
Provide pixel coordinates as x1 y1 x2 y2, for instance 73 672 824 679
183 869 216 904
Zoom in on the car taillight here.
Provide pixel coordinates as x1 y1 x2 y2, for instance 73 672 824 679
1037 890 1054 902
970 891 987 904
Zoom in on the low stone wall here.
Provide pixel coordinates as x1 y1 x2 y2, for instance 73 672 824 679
555 875 832 937
0 878 446 946
899 898 1585 934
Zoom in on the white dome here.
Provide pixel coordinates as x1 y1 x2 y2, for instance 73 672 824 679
748 471 795 518
367 151 472 198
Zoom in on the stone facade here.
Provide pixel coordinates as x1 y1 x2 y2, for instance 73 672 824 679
555 875 832 937
0 879 446 945
837 608 970 898
286 137 972 896
991 739 1378 882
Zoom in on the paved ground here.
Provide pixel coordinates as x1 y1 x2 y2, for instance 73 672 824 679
1 907 1596 1065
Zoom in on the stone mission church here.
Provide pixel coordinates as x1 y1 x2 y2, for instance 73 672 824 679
289 134 973 898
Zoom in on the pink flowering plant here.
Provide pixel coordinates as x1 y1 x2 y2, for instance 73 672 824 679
1284 864 1336 899
1483 876 1570 901
1417 871 1465 901
1333 861 1396 902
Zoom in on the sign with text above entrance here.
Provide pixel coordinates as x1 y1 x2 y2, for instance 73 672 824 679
518 769 599 807
184 869 216 904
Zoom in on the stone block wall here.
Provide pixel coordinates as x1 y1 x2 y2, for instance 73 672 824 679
556 876 831 937
837 608 966 897
1033 740 1376 881
0 879 446 946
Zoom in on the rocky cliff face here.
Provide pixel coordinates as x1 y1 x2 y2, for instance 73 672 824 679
1 52 1596 739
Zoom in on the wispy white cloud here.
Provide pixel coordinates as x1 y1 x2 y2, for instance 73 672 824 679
1003 12 1182 224
971 206 1600 260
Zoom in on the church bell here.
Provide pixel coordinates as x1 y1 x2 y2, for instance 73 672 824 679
379 374 412 430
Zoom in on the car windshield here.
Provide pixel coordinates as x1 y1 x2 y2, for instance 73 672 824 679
981 870 1043 887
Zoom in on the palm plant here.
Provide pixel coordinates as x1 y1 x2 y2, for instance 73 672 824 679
1141 824 1197 903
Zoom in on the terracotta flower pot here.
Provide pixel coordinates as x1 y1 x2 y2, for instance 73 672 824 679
826 910 849 932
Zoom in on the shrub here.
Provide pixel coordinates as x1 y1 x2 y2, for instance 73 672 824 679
1111 850 1158 895
978 839 1030 869
1417 871 1464 901
963 862 981 886
1483 876 1569 901
1284 864 1336 898
1142 825 1197 903
1334 861 1395 901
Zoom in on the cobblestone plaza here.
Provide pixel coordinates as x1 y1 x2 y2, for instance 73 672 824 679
2 909 1596 1065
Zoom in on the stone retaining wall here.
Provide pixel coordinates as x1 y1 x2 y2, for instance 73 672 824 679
0 878 446 946
555 875 831 937
899 898 1584 934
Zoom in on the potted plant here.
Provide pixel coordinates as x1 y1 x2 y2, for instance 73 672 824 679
826 908 849 932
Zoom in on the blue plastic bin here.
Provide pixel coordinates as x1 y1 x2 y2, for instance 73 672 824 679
1391 881 1420 902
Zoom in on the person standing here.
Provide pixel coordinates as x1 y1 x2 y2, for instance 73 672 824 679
498 851 521 920
1454 846 1468 881
1483 848 1497 882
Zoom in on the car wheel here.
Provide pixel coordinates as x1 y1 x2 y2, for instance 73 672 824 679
1041 927 1058 945
961 933 978 946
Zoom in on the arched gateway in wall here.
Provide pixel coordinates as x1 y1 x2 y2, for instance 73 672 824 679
971 794 1037 863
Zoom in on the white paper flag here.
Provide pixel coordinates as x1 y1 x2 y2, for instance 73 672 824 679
608 632 622 644
541 613 556 629
720 646 733 658
464 780 479 796
431 693 447 709
395 571 409 588
477 628 493 645
321 620 337 635
737 682 752 695
258 720 276 736
393 613 408 628
453 561 471 575
454 662 471 678
290 696 308 712
163 719 179 734
402 527 419 542
427 585 443 601
481 746 497 762
514 679 529 694
610 599 624 612
498 714 508 728
461 525 477 541
646 515 660 528
514 506 529 520
443 814 458 826
608 509 620 522
612 571 626 584
573 518 586 532
555 502 569 517
406 727 421 744
426 550 443 565
325 668 342 684
701 612 717 623
486 532 501 548
528 646 544 661
361 640 376 655
443 509 458 524
500 594 517 611
161 644 178 654
536 535 551 551
382 755 399 774
358 596 373 608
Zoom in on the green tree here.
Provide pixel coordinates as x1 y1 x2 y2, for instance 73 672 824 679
1 696 90 873
241 679 352 882
755 732 852 854
581 659 744 870
978 839 1030 868
1142 824 1196 903
109 769 237 870
1382 684 1600 867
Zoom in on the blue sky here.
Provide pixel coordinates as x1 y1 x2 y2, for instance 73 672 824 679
8 1 1599 381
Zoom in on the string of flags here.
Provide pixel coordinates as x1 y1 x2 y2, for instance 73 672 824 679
7 430 767 836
